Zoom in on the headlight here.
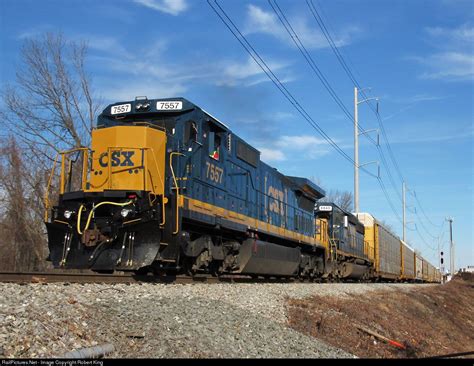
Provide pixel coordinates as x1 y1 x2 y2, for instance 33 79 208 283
135 103 143 110
64 210 73 219
121 208 132 218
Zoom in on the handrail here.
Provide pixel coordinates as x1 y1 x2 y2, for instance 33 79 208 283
45 145 170 227
60 147 91 194
170 152 185 234
45 147 90 221
44 153 61 222
147 148 166 226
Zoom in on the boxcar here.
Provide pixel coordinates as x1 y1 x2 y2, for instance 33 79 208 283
401 240 415 281
422 259 429 281
356 213 401 280
415 254 423 281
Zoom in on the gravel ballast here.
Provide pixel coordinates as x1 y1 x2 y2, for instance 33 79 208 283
0 282 431 358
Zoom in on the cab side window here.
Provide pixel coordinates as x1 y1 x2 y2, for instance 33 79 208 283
184 120 198 145
209 132 221 161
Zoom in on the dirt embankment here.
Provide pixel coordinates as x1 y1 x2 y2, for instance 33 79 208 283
287 274 474 358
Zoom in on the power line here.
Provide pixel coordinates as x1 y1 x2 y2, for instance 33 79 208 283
209 0 441 247
377 177 403 225
305 0 404 204
268 0 380 145
307 0 361 92
312 0 406 186
306 0 442 235
269 0 406 220
414 209 439 240
207 0 378 180
209 0 400 227
411 190 444 228
414 224 438 252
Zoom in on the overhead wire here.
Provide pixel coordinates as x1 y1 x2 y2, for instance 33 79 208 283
411 190 444 228
268 0 378 146
207 0 379 180
209 0 442 250
269 0 404 220
306 0 442 237
305 0 404 203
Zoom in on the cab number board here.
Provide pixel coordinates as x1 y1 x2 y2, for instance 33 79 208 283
110 103 131 115
156 101 182 110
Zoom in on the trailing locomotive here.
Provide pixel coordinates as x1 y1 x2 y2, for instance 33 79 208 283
44 96 440 282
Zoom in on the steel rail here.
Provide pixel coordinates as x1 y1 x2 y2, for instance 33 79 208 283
0 271 297 285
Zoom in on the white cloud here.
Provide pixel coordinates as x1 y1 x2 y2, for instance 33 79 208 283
100 81 187 103
277 135 328 148
258 148 286 162
414 52 474 81
257 134 332 163
245 4 360 49
388 127 474 145
82 35 132 56
383 94 448 121
412 24 474 81
216 56 290 87
133 0 188 16
425 24 474 43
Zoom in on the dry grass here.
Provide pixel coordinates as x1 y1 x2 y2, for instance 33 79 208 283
287 274 474 358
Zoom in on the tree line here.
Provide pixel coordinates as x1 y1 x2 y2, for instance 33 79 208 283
0 33 99 271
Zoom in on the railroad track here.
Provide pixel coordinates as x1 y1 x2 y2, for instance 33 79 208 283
0 271 294 285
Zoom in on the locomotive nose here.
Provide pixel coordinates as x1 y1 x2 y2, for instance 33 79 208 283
44 124 168 271
89 126 167 195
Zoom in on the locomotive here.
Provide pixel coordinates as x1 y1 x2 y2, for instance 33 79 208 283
44 97 440 282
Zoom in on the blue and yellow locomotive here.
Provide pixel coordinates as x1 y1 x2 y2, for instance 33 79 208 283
45 97 334 277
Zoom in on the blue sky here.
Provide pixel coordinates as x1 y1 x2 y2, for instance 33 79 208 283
1 0 473 270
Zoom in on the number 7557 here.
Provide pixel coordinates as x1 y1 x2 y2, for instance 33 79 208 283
206 162 223 183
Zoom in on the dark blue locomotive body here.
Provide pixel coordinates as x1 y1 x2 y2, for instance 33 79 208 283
91 97 327 276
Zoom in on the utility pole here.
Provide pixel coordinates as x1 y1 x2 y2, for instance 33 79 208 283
402 182 406 242
354 87 359 214
353 87 379 215
446 217 454 275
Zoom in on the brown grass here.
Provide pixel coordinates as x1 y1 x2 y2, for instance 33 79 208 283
287 274 474 358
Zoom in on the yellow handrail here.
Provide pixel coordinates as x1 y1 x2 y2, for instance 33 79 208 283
60 153 66 194
170 152 185 234
147 148 167 226
45 146 172 229
44 153 60 222
44 147 90 222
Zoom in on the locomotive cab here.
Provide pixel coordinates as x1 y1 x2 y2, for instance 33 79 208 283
314 202 371 279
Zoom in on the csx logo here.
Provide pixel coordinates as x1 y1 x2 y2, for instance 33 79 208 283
98 151 135 168
268 186 285 215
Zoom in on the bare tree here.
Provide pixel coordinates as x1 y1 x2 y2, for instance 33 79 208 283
325 189 354 212
0 138 47 271
2 33 99 157
0 33 99 271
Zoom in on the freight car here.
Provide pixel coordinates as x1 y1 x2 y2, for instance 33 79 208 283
357 213 441 282
401 240 415 281
356 213 401 280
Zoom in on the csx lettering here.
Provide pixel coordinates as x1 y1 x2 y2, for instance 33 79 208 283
268 186 285 215
98 151 135 167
